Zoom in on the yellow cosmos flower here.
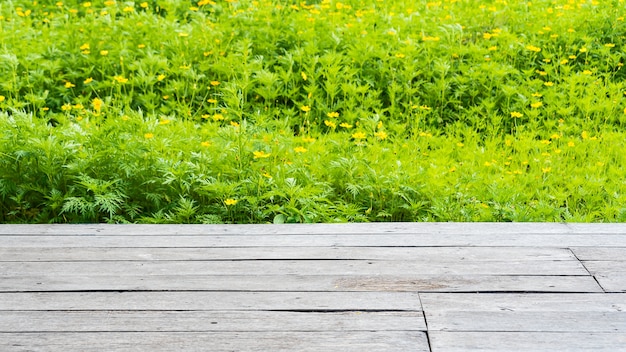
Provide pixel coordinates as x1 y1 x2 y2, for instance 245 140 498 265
144 133 154 139
324 120 336 128
510 111 523 118
530 102 543 108
253 151 271 159
352 131 367 140
294 146 307 153
301 105 311 112
0 96 5 102
64 81 75 88
327 111 339 118
224 198 238 206
374 131 388 140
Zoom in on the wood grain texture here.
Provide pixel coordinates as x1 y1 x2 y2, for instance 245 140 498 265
3 233 626 247
429 332 626 352
0 331 430 352
0 310 426 332
1 223 625 352
1 274 603 293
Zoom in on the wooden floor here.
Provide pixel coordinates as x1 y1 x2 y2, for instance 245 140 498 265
1 223 625 351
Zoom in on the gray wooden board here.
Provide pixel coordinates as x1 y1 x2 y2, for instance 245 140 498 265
429 331 626 352
0 246 577 262
3 234 626 247
425 311 626 332
582 261 626 291
592 275 626 292
0 222 573 235
419 293 626 311
584 260 626 274
0 331 430 352
0 274 603 293
0 310 426 332
0 291 421 311
0 259 590 276
571 247 626 261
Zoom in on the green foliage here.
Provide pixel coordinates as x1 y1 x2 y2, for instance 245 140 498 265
1 0 626 223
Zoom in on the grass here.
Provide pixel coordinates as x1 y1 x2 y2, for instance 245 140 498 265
1 0 626 223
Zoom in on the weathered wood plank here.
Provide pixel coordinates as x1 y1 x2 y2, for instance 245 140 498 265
566 224 626 234
0 223 572 236
429 331 626 352
0 274 603 293
0 331 430 352
571 247 626 261
3 234 626 247
420 293 626 311
425 311 626 332
582 261 626 292
584 261 626 275
591 275 626 293
0 259 590 276
0 291 421 311
0 246 577 262
0 310 426 332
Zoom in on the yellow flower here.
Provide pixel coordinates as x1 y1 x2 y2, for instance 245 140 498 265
300 105 311 112
579 47 588 53
92 98 103 112
510 111 523 118
530 102 543 108
542 167 551 173
157 74 166 81
374 131 388 140
224 198 238 206
144 133 154 139
100 50 109 56
526 45 541 52
159 119 170 125
210 81 220 86
84 77 93 84
456 142 464 147
605 43 616 48
339 122 352 128
64 81 75 88
207 98 218 104
230 121 240 127
123 6 134 12
113 75 128 83
327 111 339 118
61 103 72 111
581 131 589 140
178 32 189 37
212 114 224 121
302 136 316 143
420 105 431 110
137 44 146 49
253 151 271 159
80 43 90 50
324 120 336 128
294 146 308 153
201 141 211 147
83 2 91 8
140 2 148 8
532 92 543 97
351 131 367 140
301 72 307 80
0 96 5 102
582 70 593 75
544 82 554 87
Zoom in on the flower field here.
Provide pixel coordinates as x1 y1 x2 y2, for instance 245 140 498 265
1 0 626 223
